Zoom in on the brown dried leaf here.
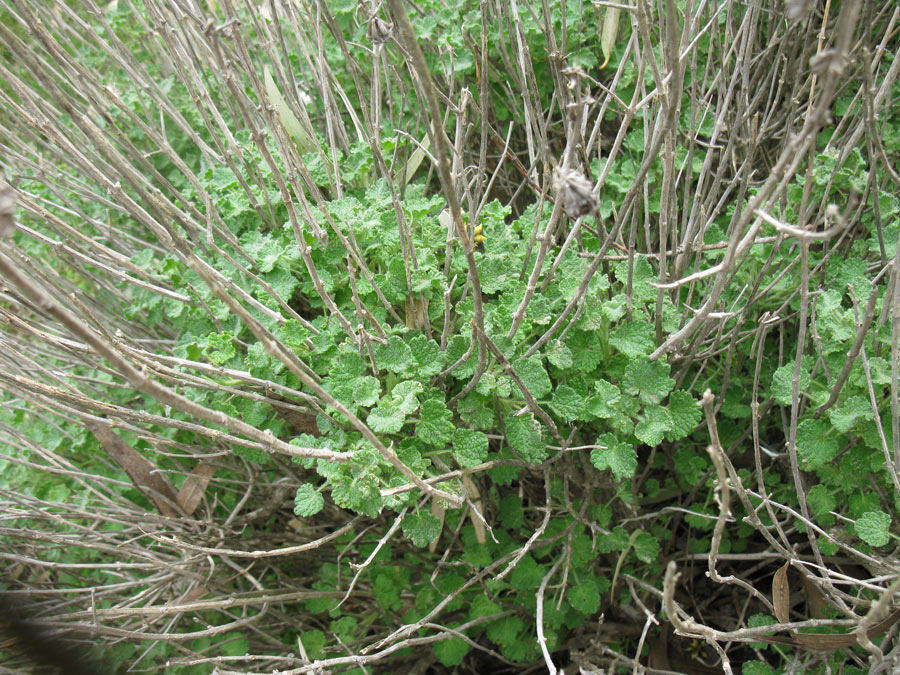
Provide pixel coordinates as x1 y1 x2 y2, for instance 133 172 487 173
176 462 217 516
800 571 829 619
86 421 179 517
773 561 791 624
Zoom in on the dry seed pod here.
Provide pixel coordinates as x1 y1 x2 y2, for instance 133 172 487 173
553 166 596 218
367 15 393 45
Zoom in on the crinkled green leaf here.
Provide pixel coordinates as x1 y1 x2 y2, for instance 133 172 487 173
828 395 873 433
505 413 546 463
623 357 674 402
806 484 836 517
633 531 659 563
609 320 655 357
634 405 673 446
409 334 444 377
568 577 602 614
352 376 381 407
772 362 811 405
510 555 545 590
293 484 325 517
673 447 708 485
417 398 455 446
402 511 442 547
434 636 469 667
204 331 235 365
614 255 656 302
667 390 701 440
391 380 424 415
591 433 636 480
452 427 489 467
547 339 574 370
379 335 414 373
549 385 585 421
796 418 838 470
567 330 603 372
368 403 405 434
855 510 891 547
486 615 525 647
587 379 621 418
512 355 551 398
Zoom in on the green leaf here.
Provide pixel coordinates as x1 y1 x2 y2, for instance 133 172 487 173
587 379 621 418
204 331 235 365
567 330 603 372
674 448 708 485
434 636 469 667
828 395 873 433
409 334 444 377
402 511 442 547
549 385 586 421
352 376 381 407
623 357 674 403
609 320 655 357
452 427 489 467
486 615 525 647
667 390 701 440
510 555 546 590
293 484 325 517
299 630 326 660
855 511 891 547
591 433 637 480
796 418 838 470
547 339 574 370
417 398 455 446
498 494 524 529
633 531 659 563
512 355 551 398
505 413 546 463
742 662 773 675
772 363 811 406
634 406 673 446
368 403 406 434
614 255 656 302
807 484 836 518
379 335 414 374
568 577 602 614
391 380 424 415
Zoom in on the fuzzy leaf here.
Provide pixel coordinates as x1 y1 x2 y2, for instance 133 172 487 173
512 355 551 398
568 577 602 614
772 363 811 405
632 531 659 563
505 413 546 463
591 433 636 480
796 418 838 470
379 335 414 374
452 427 489 467
417 398 455 446
634 406 673 446
587 379 621 418
204 331 235 365
667 390 701 440
623 357 674 402
609 320 655 358
856 511 891 547
409 335 444 377
294 484 324 517
549 385 585 421
402 511 442 547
